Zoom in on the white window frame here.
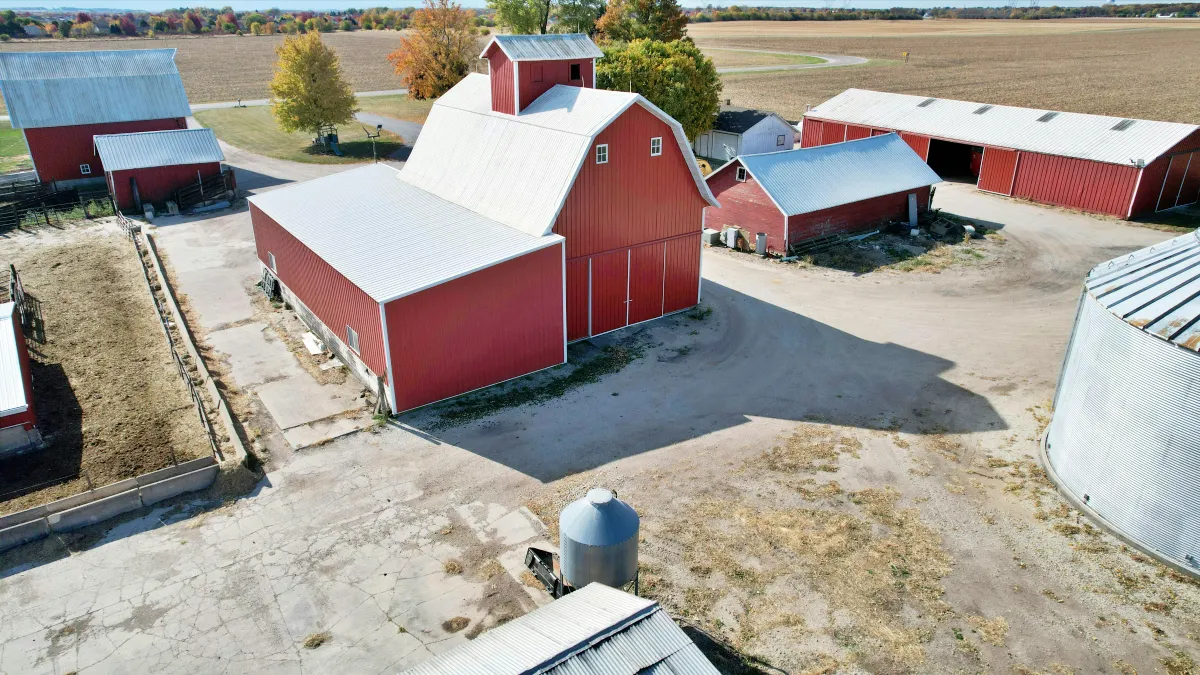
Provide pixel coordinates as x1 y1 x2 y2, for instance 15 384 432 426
776 134 786 147
596 144 608 165
650 137 662 156
267 251 277 273
79 163 91 175
346 325 360 354
735 166 747 182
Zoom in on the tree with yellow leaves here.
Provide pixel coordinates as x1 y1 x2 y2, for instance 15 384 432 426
269 32 358 135
387 0 477 100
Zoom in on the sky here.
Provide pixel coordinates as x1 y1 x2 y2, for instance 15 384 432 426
0 0 1155 11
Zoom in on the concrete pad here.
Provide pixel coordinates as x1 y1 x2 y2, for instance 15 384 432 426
283 414 372 449
206 322 306 389
256 375 365 430
170 266 258 328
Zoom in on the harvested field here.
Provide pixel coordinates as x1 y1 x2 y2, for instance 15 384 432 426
688 17 1200 38
0 224 209 514
697 23 1200 124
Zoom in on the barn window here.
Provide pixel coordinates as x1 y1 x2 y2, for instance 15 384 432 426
346 325 360 354
268 251 277 273
596 144 608 164
735 166 747 182
650 137 662 156
776 134 786 146
531 63 543 83
79 164 91 175
569 63 581 81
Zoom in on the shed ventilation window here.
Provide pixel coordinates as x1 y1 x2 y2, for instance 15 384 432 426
1036 112 1060 122
79 163 91 175
973 104 993 115
570 63 581 81
650 137 662 156
735 166 747 182
917 98 937 108
268 251 277 273
595 144 608 164
777 134 786 146
1111 119 1136 131
346 325 360 354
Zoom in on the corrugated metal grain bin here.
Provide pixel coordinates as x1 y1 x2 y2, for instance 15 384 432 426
559 488 640 589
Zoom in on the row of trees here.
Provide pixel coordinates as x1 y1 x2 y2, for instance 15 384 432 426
689 7 924 22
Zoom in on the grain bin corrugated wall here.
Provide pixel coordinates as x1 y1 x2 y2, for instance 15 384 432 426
1046 231 1200 575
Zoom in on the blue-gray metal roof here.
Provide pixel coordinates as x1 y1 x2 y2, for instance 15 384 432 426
93 128 223 172
0 49 192 129
718 133 942 217
481 34 603 61
560 489 640 547
402 583 720 675
1086 230 1200 352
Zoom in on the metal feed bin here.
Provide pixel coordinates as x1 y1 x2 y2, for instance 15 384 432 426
559 488 639 590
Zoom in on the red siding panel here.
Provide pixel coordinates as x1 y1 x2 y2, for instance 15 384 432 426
788 186 931 247
800 119 822 148
109 162 222 210
566 257 589 342
845 125 872 141
628 242 665 325
977 147 1019 195
871 129 890 137
663 235 701 315
1164 129 1200 156
1130 155 1171 218
249 204 387 378
0 310 36 432
703 160 786 253
385 243 564 412
590 249 629 335
1177 153 1200 207
517 58 594 112
1012 152 1138 218
899 132 930 161
24 117 187 183
1156 153 1190 211
487 49 515 115
820 122 847 146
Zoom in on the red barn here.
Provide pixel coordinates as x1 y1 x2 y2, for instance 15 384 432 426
802 89 1200 219
94 129 225 211
0 301 38 457
706 134 942 254
0 49 191 186
249 34 716 413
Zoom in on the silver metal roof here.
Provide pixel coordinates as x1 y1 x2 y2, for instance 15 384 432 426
560 489 640 547
0 49 192 129
247 163 562 304
0 302 28 418
400 74 716 239
718 133 942 216
1086 230 1200 352
403 583 719 675
481 34 604 61
93 129 224 172
807 89 1199 166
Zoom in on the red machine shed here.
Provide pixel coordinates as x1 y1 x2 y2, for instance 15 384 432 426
0 301 38 456
802 89 1200 219
94 128 225 211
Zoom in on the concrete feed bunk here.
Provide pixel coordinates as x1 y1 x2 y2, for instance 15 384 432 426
1046 231 1200 575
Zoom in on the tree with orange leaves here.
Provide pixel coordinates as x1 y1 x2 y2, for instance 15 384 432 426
387 0 478 100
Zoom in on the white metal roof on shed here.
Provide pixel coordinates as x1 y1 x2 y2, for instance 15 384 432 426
400 74 717 238
93 128 224 172
807 89 1199 166
246 163 562 304
716 133 942 216
0 302 28 418
1086 230 1200 352
0 49 192 129
481 33 604 61
402 583 719 675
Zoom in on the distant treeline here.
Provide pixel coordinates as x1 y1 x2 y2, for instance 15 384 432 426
686 3 1199 22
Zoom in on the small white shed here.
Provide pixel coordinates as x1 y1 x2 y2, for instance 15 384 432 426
694 105 795 162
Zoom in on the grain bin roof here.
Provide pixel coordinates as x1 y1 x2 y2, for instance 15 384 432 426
481 33 604 61
0 302 28 417
94 129 224 172
0 49 192 129
712 133 941 216
1086 230 1200 352
403 583 720 675
806 89 1199 166
246 164 562 304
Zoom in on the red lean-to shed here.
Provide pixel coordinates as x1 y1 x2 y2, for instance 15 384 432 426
0 301 39 456
706 134 942 254
801 89 1200 219
94 129 225 211
0 49 192 186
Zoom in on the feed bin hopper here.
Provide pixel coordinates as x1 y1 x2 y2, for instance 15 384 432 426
559 488 639 590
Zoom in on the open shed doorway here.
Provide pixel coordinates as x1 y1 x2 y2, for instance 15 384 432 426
927 139 983 183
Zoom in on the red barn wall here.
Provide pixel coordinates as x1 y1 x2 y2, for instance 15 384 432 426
1175 153 1200 208
977 147 1019 195
487 49 516 115
0 308 36 432
787 186 931 246
845 124 872 141
800 119 822 148
517 58 593 111
1012 152 1139 218
899 132 931 161
109 162 221 210
704 160 787 253
25 117 186 183
249 204 387 378
384 243 564 412
820 121 846 146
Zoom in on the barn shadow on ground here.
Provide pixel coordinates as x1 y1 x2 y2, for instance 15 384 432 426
0 362 83 507
402 280 1007 482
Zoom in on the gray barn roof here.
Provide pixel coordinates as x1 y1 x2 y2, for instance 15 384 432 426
481 34 603 61
0 49 192 129
94 128 224 172
403 583 719 675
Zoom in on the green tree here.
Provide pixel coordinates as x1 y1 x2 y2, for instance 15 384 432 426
56 19 72 38
268 32 359 135
553 0 605 33
595 0 687 41
596 39 719 140
487 0 551 34
387 0 477 99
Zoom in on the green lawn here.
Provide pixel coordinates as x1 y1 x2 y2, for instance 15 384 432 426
0 121 33 174
356 94 437 125
193 106 405 164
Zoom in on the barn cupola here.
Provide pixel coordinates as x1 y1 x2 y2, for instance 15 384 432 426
480 34 604 115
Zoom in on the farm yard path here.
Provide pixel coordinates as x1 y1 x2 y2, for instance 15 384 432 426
711 48 868 74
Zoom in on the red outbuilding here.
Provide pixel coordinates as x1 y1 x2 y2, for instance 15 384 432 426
802 89 1200 219
249 34 716 413
706 134 942 254
94 129 226 211
0 301 39 457
0 49 192 186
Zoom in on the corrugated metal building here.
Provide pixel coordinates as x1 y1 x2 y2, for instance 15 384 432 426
706 134 942 253
94 129 225 210
0 302 38 456
693 105 796 162
1046 231 1200 576
0 49 192 185
403 583 720 674
802 89 1200 219
480 34 603 115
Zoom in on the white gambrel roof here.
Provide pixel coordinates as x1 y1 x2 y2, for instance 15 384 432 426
481 33 604 61
0 49 192 129
715 133 942 216
807 89 1199 167
247 164 562 303
400 74 717 238
0 302 28 418
94 129 224 172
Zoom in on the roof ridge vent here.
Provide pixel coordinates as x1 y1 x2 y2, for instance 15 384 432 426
1036 111 1059 123
917 97 937 108
973 104 993 115
1111 119 1136 131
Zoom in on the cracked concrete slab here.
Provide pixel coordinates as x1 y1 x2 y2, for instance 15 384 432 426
256 376 365 431
204 322 306 389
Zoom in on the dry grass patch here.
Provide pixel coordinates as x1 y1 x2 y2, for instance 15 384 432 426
758 424 861 473
442 617 470 633
967 615 1009 646
302 631 330 649
443 559 463 575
